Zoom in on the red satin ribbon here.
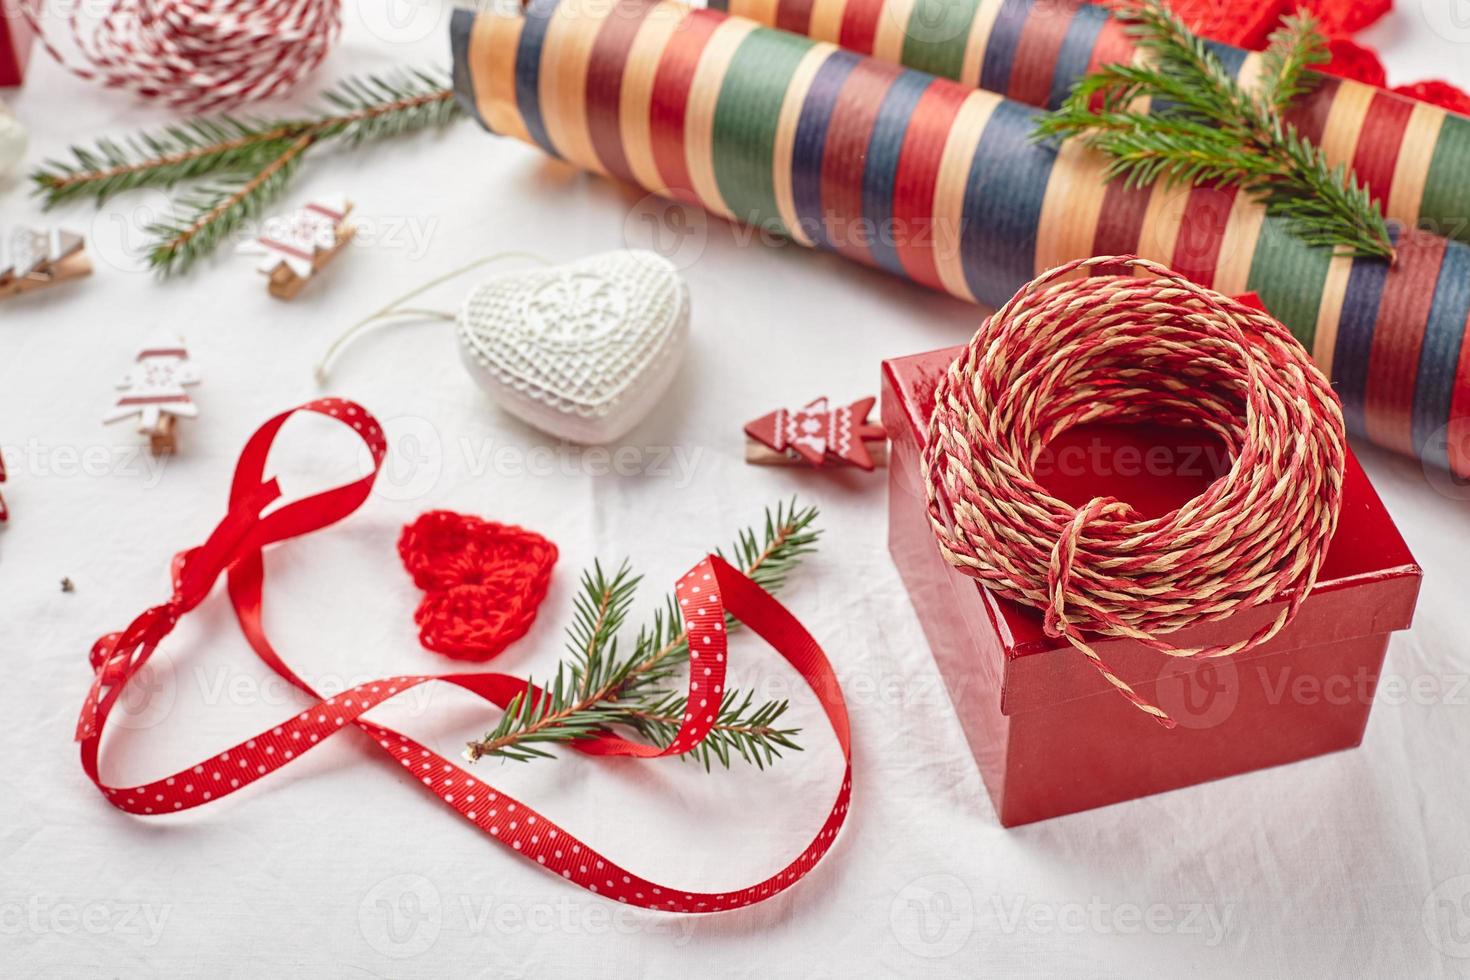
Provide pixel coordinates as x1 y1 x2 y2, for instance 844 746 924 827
77 398 853 912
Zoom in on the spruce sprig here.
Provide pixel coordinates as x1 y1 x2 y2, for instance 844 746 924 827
465 500 820 770
1034 1 1394 260
29 67 459 275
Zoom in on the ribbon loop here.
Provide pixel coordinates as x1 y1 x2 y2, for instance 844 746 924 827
76 400 851 913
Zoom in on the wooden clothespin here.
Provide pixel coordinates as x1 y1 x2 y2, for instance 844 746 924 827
0 227 91 300
238 196 355 299
103 337 201 455
744 396 887 470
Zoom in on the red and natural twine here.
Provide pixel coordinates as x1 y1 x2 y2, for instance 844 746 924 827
22 0 340 111
922 256 1347 728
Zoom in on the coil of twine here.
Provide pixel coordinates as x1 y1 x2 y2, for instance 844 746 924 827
22 0 340 111
922 256 1347 728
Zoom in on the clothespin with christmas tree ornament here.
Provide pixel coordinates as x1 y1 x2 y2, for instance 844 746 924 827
1 226 91 300
103 337 201 455
744 396 887 470
238 195 354 299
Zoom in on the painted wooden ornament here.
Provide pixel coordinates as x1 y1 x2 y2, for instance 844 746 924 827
455 250 689 444
1 226 90 300
745 397 887 470
238 195 353 299
103 336 201 454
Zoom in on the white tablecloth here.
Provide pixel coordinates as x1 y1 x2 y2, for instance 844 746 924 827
4 5 1469 976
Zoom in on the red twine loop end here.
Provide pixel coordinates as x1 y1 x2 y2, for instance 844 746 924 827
397 510 559 661
923 256 1346 728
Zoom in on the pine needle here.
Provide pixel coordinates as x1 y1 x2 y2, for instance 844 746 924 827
1034 1 1394 260
29 67 460 275
464 500 822 770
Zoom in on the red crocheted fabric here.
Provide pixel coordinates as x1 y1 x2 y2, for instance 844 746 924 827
1321 36 1388 88
1163 0 1470 116
1163 0 1288 49
1393 80 1470 115
397 510 558 661
1303 0 1392 36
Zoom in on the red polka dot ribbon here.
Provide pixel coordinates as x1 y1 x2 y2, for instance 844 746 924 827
76 399 853 912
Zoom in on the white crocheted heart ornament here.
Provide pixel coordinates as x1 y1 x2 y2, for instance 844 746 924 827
457 250 690 444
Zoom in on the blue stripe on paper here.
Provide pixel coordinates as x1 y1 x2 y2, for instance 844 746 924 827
515 0 560 159
978 0 1031 96
863 71 933 275
1334 253 1393 438
450 9 489 131
1045 3 1108 110
1413 241 1470 466
792 50 860 251
960 100 1055 307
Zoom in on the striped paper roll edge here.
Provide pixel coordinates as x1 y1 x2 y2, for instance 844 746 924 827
453 0 1470 475
718 0 1470 252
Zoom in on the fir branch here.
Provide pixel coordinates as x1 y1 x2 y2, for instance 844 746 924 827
464 500 821 769
28 67 460 275
1034 1 1393 260
1258 12 1328 113
145 134 311 276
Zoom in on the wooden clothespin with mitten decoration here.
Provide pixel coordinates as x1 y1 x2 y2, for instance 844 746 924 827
103 337 201 454
744 396 887 470
238 196 354 299
1 226 91 300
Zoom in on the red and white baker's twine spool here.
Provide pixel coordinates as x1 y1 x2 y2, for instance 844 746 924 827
921 256 1347 728
22 0 340 111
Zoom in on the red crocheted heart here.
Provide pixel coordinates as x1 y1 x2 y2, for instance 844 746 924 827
397 510 558 661
1393 80 1470 116
1162 0 1289 48
1321 36 1388 88
1303 0 1392 37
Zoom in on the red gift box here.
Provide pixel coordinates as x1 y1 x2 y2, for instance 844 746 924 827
1 0 34 87
883 346 1423 827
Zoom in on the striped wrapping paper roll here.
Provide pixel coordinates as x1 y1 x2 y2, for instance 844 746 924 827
711 0 1470 250
451 0 1470 475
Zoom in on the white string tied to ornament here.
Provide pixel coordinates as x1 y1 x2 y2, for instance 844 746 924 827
22 0 341 111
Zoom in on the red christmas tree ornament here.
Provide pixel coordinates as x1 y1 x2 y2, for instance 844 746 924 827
0 453 8 523
744 397 887 470
397 510 558 661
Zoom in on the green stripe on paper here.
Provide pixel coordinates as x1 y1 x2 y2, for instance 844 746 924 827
1422 113 1470 246
1246 218 1332 349
900 0 982 82
711 28 812 235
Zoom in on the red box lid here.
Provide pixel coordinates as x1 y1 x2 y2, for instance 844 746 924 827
883 346 1423 715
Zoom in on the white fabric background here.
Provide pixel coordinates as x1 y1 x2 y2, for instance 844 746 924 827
3 4 1470 976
